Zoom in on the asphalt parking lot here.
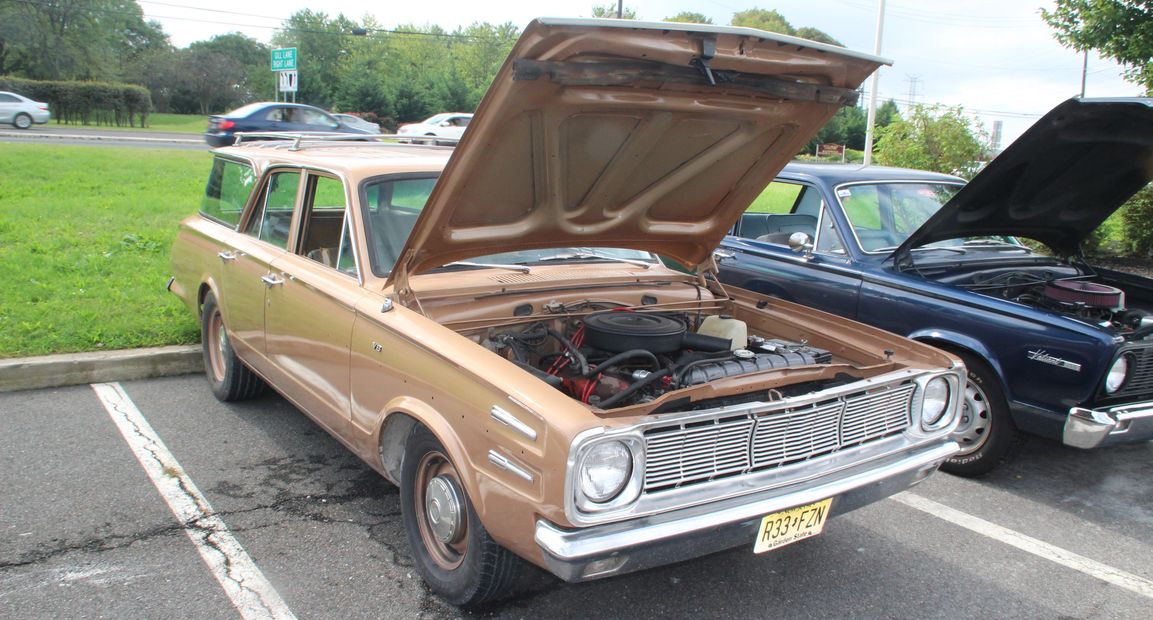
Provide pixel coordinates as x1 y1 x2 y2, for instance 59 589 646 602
2 374 1151 619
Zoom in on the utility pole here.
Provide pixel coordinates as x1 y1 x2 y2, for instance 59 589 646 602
617 1 623 18
862 0 886 166
1080 49 1088 98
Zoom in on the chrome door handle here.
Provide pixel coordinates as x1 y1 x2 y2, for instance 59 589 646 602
712 249 735 262
261 274 284 287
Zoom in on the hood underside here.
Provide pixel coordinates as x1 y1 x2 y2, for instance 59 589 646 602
390 18 886 282
896 97 1153 260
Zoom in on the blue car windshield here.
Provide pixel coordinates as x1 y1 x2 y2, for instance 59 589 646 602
836 181 1018 252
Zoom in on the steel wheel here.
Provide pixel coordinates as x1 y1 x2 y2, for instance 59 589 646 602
400 425 528 606
199 291 265 401
206 307 227 383
940 350 1021 477
413 449 469 571
952 379 992 455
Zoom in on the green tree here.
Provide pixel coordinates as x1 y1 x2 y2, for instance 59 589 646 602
592 4 638 19
0 0 165 81
1042 0 1153 93
875 99 901 128
665 11 713 24
875 105 986 177
730 8 794 33
272 10 358 107
729 8 841 45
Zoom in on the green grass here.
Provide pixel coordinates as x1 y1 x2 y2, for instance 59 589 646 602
0 143 211 358
53 113 208 133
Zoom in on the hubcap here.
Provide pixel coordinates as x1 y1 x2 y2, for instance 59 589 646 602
414 450 469 570
952 379 992 455
425 475 463 544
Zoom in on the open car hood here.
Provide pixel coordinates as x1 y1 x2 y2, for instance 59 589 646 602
894 97 1153 260
389 18 886 284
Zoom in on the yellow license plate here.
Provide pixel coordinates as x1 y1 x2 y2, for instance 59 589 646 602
753 498 833 554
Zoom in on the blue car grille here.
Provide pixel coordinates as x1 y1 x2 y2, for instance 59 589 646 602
1116 346 1153 398
643 383 915 492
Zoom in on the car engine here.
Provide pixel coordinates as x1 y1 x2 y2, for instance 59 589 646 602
482 310 833 410
965 271 1153 339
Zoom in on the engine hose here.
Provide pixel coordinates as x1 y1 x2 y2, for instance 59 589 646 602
597 368 673 409
581 349 660 377
547 327 589 375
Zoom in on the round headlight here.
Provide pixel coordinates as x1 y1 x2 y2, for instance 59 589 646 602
1105 355 1129 394
579 440 632 503
920 376 951 430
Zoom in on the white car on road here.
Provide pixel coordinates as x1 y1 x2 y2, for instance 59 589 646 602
396 112 472 145
0 91 51 129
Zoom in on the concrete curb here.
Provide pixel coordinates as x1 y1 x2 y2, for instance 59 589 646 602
0 345 202 392
0 130 201 144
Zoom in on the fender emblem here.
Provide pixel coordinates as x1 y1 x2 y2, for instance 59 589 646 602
1027 349 1081 372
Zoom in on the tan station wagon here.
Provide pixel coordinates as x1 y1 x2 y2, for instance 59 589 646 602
169 18 964 607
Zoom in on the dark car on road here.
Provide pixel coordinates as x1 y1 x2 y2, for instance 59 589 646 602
715 97 1153 476
204 102 376 147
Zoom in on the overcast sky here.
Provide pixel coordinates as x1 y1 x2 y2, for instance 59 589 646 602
138 0 1142 145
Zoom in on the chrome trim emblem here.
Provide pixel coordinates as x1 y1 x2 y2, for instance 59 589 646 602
490 405 538 440
1028 349 1081 372
488 451 534 482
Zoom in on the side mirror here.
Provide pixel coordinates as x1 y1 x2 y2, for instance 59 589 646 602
788 232 814 256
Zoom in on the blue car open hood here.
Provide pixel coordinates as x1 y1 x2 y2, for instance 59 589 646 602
894 97 1153 260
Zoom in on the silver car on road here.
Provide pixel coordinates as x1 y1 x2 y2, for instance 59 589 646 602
0 91 51 129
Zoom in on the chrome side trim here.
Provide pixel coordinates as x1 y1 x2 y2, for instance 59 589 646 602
488 451 534 482
490 405 538 441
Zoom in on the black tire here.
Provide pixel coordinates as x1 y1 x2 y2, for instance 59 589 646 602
13 113 32 129
201 291 266 401
940 350 1022 477
401 425 526 607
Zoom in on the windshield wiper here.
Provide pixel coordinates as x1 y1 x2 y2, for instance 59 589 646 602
531 251 653 269
962 239 1028 250
440 261 531 273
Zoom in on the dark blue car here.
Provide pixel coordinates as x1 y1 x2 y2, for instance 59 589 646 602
716 98 1153 476
204 102 376 147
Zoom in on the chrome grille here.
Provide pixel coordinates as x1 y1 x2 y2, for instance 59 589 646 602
1117 346 1153 398
643 383 915 492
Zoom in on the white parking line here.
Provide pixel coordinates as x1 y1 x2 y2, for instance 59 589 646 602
92 383 297 620
893 492 1153 601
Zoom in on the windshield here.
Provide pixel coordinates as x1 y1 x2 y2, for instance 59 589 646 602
836 181 1019 252
360 174 656 277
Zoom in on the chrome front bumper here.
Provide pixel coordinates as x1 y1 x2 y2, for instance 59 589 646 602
1063 401 1153 449
534 441 958 583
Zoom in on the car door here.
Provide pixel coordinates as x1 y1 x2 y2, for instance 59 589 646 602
264 172 363 435
718 180 864 319
0 93 18 123
220 168 301 374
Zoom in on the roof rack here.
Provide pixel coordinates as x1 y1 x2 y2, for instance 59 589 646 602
230 131 459 151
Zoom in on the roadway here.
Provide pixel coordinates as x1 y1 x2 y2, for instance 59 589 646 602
0 125 207 150
2 374 1151 618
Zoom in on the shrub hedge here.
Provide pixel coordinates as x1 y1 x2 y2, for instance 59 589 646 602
0 77 152 127
1121 185 1153 257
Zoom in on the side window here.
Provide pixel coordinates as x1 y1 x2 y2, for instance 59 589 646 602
737 181 818 245
814 205 847 255
247 171 300 249
200 158 256 228
299 175 356 276
361 176 438 276
0 94 18 103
